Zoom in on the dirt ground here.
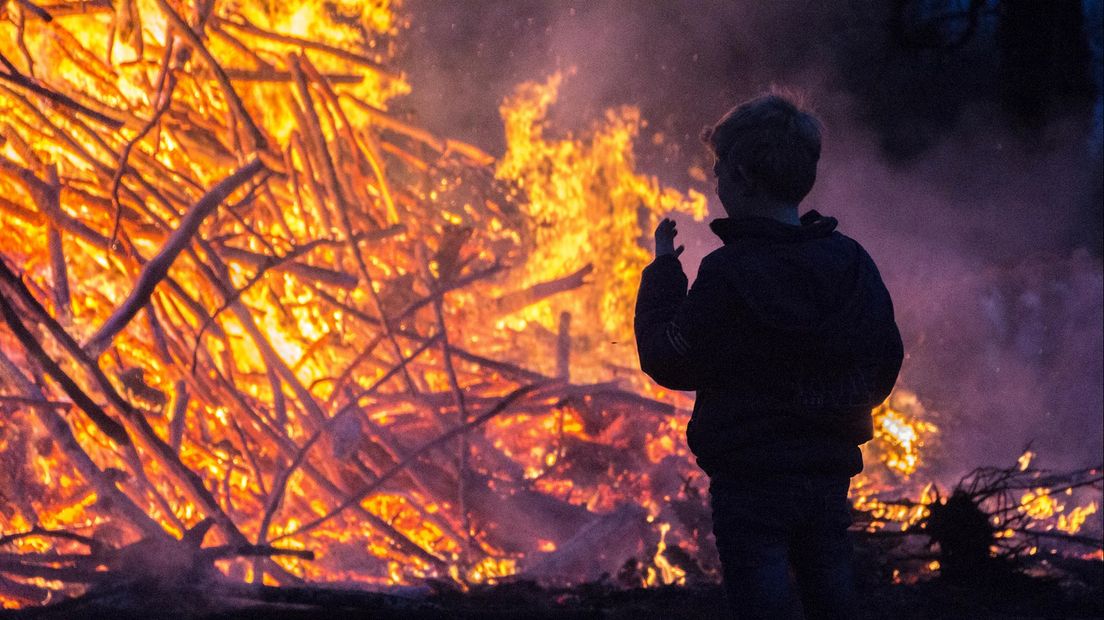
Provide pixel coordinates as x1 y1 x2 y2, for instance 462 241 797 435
3 561 1101 620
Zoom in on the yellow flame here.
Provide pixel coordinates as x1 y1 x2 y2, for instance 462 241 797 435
496 71 707 361
1017 450 1036 471
1057 502 1097 534
869 390 937 477
1019 488 1061 520
646 522 687 587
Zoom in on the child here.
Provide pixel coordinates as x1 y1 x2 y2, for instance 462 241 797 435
635 95 903 619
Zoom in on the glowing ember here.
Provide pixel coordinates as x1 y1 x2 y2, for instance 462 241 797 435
1057 502 1097 535
869 389 938 478
1020 488 1060 520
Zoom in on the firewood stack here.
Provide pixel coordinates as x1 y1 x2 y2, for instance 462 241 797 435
0 0 711 606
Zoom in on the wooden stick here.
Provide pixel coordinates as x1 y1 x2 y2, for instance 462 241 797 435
0 396 70 409
0 281 131 445
224 68 364 84
209 22 276 72
85 158 265 358
169 379 188 452
13 0 53 20
47 225 72 326
29 0 110 14
343 95 495 166
492 264 593 315
556 311 571 380
196 544 315 562
423 256 474 568
109 41 177 252
287 129 335 233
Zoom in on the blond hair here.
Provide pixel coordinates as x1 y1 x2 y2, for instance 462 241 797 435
702 94 822 202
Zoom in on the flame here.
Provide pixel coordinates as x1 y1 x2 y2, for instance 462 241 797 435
646 521 686 587
1017 450 1036 471
851 390 940 532
867 389 938 478
1020 488 1060 520
0 0 717 600
1057 502 1097 535
496 71 707 366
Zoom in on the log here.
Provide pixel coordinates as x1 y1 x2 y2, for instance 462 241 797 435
492 264 593 316
520 503 651 583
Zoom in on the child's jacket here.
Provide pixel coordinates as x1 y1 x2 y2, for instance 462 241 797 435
634 211 903 478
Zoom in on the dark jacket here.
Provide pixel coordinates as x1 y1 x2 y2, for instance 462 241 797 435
634 211 903 478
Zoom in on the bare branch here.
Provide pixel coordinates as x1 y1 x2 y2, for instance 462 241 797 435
86 158 265 358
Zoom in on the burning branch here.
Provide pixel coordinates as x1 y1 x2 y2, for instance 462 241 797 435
0 271 131 445
86 158 265 358
0 52 123 128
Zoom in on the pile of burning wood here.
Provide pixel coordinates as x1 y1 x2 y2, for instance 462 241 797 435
0 0 715 607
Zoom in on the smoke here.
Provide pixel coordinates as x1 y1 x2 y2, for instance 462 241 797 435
811 114 1103 477
397 1 1104 477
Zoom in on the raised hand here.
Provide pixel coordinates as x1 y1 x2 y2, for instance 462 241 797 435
654 217 685 258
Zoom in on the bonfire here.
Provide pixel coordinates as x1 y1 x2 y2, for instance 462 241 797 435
0 0 1097 612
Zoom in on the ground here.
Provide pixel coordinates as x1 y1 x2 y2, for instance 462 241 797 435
2 562 1100 620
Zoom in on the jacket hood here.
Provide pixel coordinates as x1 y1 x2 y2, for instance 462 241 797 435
709 210 839 244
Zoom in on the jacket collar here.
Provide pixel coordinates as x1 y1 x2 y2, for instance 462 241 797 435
709 210 839 245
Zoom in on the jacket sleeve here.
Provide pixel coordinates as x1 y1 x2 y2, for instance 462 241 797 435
634 253 732 390
873 300 904 403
